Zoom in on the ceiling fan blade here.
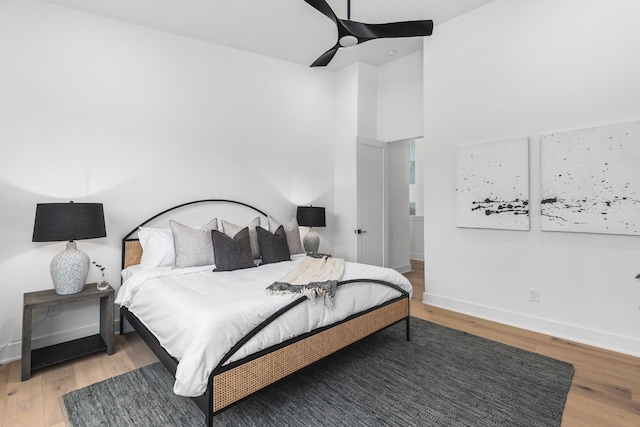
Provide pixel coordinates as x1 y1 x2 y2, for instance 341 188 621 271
342 19 434 42
311 44 340 67
303 0 338 25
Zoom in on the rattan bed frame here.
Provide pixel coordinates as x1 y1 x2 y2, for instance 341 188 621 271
120 199 411 426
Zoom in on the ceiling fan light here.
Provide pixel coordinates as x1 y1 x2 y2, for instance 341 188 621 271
339 35 358 47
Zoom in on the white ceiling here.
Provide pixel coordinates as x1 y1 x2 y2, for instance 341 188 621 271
46 0 493 71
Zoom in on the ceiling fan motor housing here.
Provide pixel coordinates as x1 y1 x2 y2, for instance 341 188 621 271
339 34 358 47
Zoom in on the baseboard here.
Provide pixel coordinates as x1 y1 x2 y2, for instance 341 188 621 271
409 253 424 261
0 340 21 365
423 292 640 358
394 264 412 274
0 319 123 365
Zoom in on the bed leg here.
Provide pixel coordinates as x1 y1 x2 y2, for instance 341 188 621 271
406 316 411 341
119 312 124 336
206 378 214 427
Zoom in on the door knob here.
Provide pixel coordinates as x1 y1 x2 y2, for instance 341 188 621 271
355 229 367 234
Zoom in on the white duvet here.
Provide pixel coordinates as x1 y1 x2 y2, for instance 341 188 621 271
116 254 412 397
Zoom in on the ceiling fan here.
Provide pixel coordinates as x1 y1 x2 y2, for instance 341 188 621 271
304 0 434 67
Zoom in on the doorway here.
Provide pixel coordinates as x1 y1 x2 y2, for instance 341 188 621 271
409 138 424 262
386 137 424 271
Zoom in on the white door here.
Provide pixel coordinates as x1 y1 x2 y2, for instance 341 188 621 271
387 140 411 271
356 137 385 266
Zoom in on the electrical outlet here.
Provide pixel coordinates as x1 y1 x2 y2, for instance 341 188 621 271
528 288 539 303
48 306 60 316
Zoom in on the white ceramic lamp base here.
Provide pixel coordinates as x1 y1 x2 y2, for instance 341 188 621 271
50 241 89 295
303 229 320 253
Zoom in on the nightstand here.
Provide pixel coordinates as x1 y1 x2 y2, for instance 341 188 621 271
21 283 115 381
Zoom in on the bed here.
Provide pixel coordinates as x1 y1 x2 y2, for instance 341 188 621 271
118 199 412 426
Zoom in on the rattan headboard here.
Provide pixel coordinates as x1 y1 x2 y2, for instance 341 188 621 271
123 240 144 269
121 199 268 270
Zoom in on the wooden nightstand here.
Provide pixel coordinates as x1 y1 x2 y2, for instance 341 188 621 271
21 284 115 381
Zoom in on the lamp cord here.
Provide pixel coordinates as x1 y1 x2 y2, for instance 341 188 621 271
0 307 51 358
0 338 21 358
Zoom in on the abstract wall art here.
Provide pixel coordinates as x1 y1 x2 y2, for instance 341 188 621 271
456 137 530 230
540 120 640 235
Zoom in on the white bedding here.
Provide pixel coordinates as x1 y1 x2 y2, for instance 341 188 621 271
116 254 412 397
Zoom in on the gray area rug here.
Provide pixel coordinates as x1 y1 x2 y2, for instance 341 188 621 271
61 318 574 427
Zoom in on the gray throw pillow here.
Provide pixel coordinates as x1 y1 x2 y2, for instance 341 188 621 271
211 228 255 271
268 216 304 255
257 226 290 264
170 219 218 268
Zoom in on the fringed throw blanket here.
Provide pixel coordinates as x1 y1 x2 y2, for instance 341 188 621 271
266 254 345 306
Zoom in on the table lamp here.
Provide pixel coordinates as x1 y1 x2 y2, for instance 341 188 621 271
32 202 106 295
296 206 326 253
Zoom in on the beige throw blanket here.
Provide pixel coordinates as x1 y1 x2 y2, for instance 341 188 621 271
266 255 345 306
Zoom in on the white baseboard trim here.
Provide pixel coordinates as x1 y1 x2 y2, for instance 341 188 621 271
423 292 640 358
0 340 21 365
409 253 424 261
394 264 412 274
0 319 123 365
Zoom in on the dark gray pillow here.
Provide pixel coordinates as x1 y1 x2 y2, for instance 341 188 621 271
257 226 290 264
268 216 304 255
221 217 261 260
211 228 255 272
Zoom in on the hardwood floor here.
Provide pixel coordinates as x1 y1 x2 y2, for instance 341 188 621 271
1 261 638 426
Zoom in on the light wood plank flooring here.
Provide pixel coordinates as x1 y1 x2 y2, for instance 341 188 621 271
1 260 638 426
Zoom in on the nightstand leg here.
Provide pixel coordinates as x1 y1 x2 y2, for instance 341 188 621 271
21 306 33 381
100 294 115 355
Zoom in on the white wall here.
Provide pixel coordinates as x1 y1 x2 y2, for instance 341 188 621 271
423 0 640 356
356 63 379 141
0 0 336 362
377 51 424 142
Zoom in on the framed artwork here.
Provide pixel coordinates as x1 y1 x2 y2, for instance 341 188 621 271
456 137 530 230
540 120 640 235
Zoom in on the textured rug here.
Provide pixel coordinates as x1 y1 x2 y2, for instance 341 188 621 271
61 318 574 427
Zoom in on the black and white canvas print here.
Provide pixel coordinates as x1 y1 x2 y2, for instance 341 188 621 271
540 121 640 235
456 138 530 230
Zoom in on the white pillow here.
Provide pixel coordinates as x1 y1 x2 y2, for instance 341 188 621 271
138 227 175 268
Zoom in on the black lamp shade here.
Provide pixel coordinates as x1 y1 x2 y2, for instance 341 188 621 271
32 202 107 242
296 206 326 228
